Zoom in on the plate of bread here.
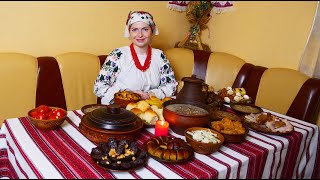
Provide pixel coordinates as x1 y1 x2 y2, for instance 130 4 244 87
126 96 172 126
144 136 194 163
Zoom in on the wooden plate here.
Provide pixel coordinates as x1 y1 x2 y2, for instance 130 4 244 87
81 104 108 114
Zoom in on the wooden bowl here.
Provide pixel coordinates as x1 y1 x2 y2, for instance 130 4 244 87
184 127 224 155
28 107 67 130
209 118 249 143
114 91 141 108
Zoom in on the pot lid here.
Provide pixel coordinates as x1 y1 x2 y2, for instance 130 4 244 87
181 74 204 84
81 104 139 131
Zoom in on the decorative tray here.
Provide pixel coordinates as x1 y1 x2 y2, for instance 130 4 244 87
143 136 194 163
81 104 108 114
90 138 148 171
243 112 294 136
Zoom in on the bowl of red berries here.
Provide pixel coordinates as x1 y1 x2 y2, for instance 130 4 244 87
28 105 67 130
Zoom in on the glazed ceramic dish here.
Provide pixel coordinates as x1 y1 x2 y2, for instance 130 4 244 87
243 112 294 135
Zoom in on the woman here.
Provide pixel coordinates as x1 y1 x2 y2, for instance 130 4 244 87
94 11 178 105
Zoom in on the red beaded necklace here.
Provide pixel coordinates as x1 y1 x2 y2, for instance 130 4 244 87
130 43 152 72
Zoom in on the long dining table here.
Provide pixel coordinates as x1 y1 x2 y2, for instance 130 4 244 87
0 107 319 179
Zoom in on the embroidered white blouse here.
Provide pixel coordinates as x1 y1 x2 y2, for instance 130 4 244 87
94 46 178 105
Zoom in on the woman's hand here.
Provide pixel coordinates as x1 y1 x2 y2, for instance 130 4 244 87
132 90 150 100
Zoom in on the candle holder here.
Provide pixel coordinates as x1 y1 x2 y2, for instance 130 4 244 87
154 120 169 137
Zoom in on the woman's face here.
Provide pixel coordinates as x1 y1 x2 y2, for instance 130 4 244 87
129 21 153 48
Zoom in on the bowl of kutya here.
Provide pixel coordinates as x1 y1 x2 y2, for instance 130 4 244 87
210 117 248 143
28 105 67 130
114 90 141 108
184 127 224 155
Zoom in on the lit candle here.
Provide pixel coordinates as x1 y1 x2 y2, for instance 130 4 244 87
154 120 169 136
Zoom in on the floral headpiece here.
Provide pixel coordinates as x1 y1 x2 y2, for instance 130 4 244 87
124 11 159 38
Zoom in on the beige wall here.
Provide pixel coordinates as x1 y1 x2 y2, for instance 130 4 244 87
0 1 189 57
201 1 317 70
0 1 317 70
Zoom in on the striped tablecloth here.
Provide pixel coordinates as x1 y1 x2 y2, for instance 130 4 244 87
0 109 319 179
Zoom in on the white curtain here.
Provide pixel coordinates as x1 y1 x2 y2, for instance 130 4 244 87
299 2 320 78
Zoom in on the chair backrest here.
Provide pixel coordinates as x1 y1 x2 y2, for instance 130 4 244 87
206 52 247 91
253 68 320 124
0 53 38 124
164 48 194 82
55 52 101 110
164 48 253 92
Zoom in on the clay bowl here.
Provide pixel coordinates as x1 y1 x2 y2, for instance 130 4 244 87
209 110 242 122
114 91 141 108
28 107 67 130
79 104 144 143
163 100 211 136
209 118 249 143
230 102 263 115
185 127 224 155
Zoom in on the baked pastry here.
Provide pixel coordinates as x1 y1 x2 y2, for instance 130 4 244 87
136 100 150 112
143 109 158 125
130 108 143 116
126 102 137 111
145 136 192 161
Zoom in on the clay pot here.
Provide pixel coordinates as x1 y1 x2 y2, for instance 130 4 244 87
176 75 207 105
163 100 211 135
79 104 143 143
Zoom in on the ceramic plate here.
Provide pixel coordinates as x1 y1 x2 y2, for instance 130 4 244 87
243 112 294 136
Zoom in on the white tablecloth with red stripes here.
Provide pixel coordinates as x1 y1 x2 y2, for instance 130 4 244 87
0 109 319 179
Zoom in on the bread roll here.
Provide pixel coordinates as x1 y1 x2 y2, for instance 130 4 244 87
143 109 158 125
151 105 164 121
146 136 192 161
126 102 137 111
169 150 177 161
130 108 143 115
136 100 150 112
162 149 171 161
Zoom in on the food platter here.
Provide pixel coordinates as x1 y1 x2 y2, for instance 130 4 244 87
143 136 194 163
81 104 108 114
99 155 147 172
143 143 194 163
243 112 294 136
90 138 148 171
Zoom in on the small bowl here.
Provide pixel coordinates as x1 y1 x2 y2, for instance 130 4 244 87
230 102 263 115
184 127 224 155
28 107 67 130
114 91 141 108
209 118 249 143
209 110 242 121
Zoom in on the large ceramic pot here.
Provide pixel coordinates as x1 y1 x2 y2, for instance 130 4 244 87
176 74 207 105
79 104 143 143
163 100 211 135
